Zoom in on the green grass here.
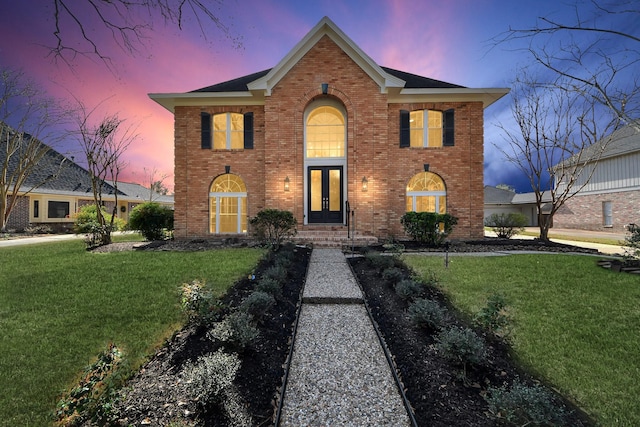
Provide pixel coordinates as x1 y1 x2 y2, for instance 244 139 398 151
0 240 265 427
404 254 640 426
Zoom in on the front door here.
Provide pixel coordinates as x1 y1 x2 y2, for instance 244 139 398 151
308 166 343 223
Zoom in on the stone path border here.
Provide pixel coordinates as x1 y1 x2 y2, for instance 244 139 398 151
277 248 413 426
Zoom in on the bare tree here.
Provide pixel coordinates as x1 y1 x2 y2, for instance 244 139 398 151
74 102 137 245
49 0 240 68
142 166 170 201
495 1 639 129
496 71 619 241
0 68 65 232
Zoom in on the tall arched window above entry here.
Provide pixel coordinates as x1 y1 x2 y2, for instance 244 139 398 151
305 105 345 158
406 172 447 213
209 174 247 234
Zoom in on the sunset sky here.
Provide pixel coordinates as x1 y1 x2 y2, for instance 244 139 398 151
0 0 618 192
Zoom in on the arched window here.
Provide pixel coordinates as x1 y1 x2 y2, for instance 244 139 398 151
209 174 247 233
306 105 345 158
406 172 447 213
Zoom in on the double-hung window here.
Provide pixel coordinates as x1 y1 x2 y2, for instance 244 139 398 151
400 109 454 148
201 112 254 150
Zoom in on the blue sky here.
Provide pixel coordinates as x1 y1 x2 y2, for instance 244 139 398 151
0 0 609 191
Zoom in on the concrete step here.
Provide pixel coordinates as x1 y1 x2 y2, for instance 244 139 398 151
293 230 377 248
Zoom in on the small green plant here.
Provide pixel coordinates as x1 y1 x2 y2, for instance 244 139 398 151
382 267 406 284
55 343 123 426
484 213 528 239
474 293 512 337
408 298 446 331
180 280 226 326
239 291 275 319
181 349 240 407
128 202 174 241
209 311 259 351
624 223 640 260
394 279 424 300
400 211 458 245
249 208 297 249
486 380 567 426
364 251 397 270
436 326 486 377
256 277 283 298
73 204 126 248
262 264 287 283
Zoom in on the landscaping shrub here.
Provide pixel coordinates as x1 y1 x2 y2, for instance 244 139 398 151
624 223 640 259
128 202 174 241
382 267 406 284
474 293 512 337
486 380 567 426
73 204 126 248
394 279 424 300
209 312 259 351
180 280 226 327
249 208 297 249
364 251 397 270
262 264 287 283
239 291 275 319
55 343 123 426
408 298 446 331
255 277 282 299
400 211 458 245
181 349 240 407
436 326 486 372
484 213 528 239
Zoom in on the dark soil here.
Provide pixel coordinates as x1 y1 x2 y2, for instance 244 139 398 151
85 238 602 426
348 252 595 427
90 243 311 427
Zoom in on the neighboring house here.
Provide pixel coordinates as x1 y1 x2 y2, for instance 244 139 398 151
1 131 173 232
483 186 552 227
150 17 508 241
552 123 640 233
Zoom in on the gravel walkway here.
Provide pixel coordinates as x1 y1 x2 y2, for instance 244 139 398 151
279 249 411 426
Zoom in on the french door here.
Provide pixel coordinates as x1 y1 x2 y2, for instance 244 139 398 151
308 166 343 223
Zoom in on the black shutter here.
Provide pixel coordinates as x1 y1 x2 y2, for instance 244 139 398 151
443 109 455 146
201 112 211 149
399 110 410 147
244 112 254 149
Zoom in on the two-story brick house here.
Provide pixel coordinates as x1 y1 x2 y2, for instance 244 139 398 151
150 17 508 242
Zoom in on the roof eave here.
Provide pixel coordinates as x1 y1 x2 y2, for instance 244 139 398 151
149 92 264 113
389 88 510 108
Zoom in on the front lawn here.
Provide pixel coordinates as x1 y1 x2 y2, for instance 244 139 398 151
404 253 640 426
0 240 265 427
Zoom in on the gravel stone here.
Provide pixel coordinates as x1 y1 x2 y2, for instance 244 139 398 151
280 249 411 426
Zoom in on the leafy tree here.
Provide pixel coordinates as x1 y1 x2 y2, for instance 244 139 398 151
0 68 66 232
128 202 174 241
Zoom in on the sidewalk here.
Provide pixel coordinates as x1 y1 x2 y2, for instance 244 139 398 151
278 248 411 426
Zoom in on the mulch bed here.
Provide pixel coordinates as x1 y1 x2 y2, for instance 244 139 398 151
348 253 595 426
82 237 606 426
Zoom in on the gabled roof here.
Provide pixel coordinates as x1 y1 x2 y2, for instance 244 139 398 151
484 185 516 204
554 121 640 169
150 16 508 112
0 123 121 196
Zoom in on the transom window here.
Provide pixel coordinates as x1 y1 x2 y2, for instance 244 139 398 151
410 110 443 148
209 174 247 234
406 172 447 213
306 106 345 158
213 113 244 150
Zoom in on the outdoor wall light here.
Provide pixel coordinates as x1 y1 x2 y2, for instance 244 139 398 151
321 83 329 94
225 165 231 174
284 176 290 192
361 176 368 192
423 163 430 172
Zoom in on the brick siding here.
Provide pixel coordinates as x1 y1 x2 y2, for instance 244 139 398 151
554 190 640 233
174 35 485 240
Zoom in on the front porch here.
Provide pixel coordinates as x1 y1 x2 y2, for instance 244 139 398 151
293 226 378 248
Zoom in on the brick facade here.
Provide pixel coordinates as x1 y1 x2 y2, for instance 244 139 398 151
161 19 503 241
554 190 640 233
